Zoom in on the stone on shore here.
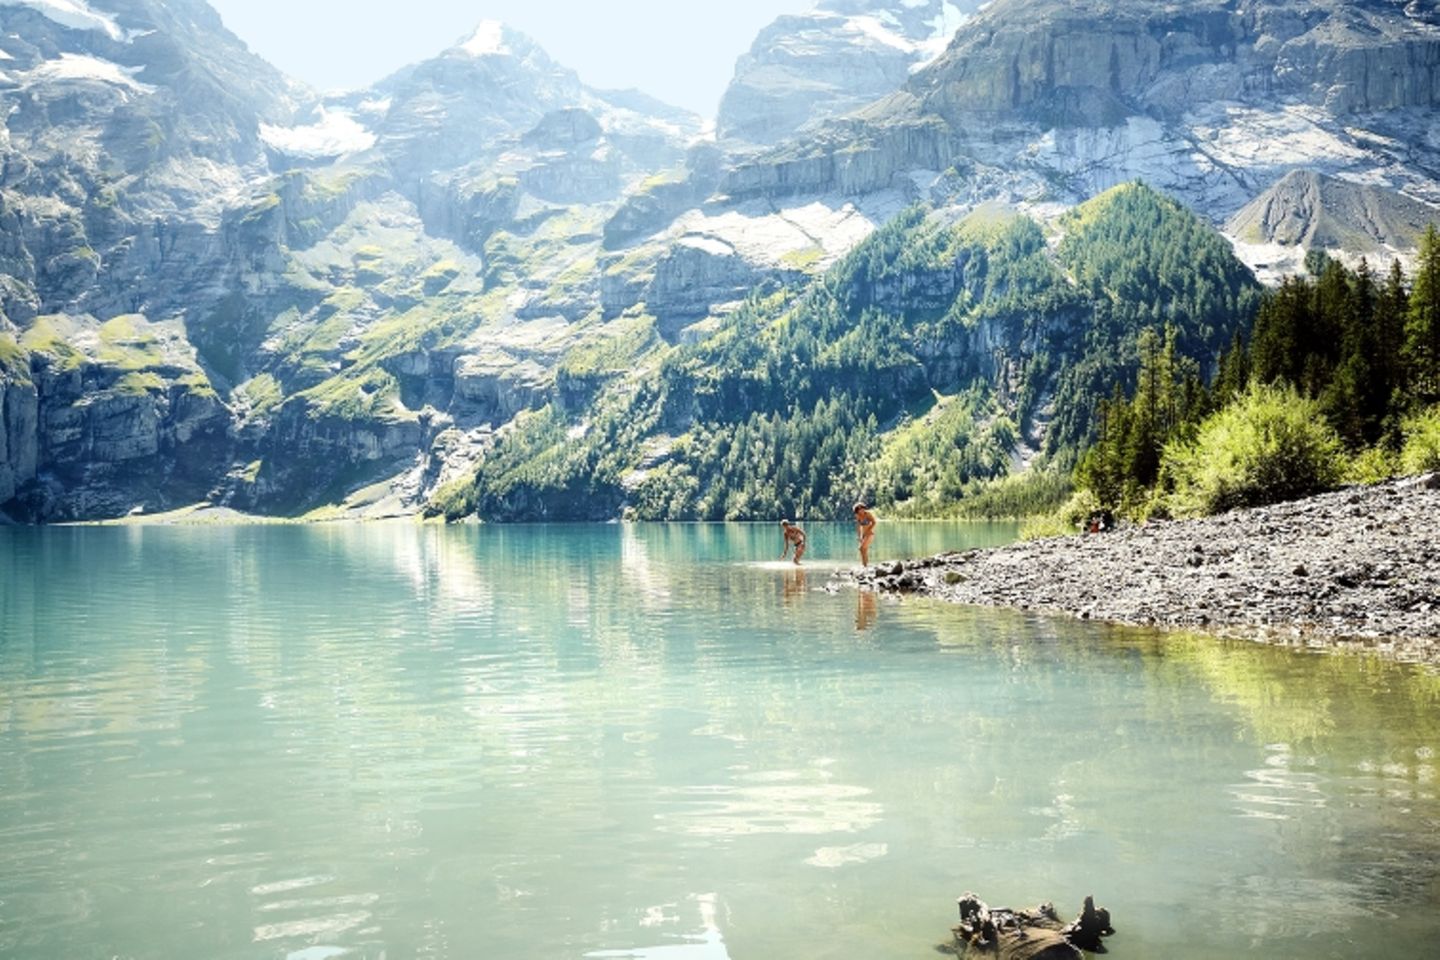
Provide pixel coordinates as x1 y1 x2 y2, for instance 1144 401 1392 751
838 476 1440 663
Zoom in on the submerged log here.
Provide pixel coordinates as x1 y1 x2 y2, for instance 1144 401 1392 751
939 892 1115 958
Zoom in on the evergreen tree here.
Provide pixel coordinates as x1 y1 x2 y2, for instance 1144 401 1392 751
1077 250 1436 514
1404 223 1440 404
1376 258 1409 430
1251 275 1306 385
1322 258 1380 447
1125 326 1165 487
1212 329 1249 404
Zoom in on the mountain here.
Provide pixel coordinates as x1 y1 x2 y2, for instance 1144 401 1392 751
428 182 1259 521
0 1 700 519
1226 169 1439 280
718 0 981 146
2 0 1438 523
0 0 310 511
720 0 1440 254
606 0 1440 357
0 0 304 319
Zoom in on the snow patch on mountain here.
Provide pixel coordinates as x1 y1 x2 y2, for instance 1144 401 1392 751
670 198 889 268
460 21 508 58
0 0 123 42
260 109 376 158
916 3 973 69
930 2 967 38
356 97 391 117
26 52 154 93
845 15 916 53
1225 238 1312 284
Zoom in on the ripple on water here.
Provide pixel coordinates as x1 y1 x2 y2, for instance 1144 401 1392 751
1231 744 1328 819
656 766 883 837
805 842 889 868
585 894 731 960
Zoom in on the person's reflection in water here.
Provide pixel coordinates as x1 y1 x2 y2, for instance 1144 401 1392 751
783 567 808 605
856 589 878 631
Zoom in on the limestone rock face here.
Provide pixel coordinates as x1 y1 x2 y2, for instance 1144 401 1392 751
453 353 551 423
0 312 230 520
717 0 984 146
645 238 770 331
719 0 1440 270
523 108 604 150
915 0 1440 125
603 143 724 250
0 376 40 505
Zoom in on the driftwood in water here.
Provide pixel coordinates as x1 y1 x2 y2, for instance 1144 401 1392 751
939 893 1115 958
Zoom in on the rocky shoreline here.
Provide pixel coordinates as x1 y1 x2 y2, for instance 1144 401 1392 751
835 475 1440 664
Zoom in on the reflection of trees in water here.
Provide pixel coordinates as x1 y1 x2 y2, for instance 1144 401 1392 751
1143 632 1440 752
878 600 1440 942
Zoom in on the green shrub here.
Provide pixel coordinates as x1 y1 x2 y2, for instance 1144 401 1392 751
955 469 1073 519
1017 489 1096 540
1346 445 1398 485
1019 512 1077 540
1162 383 1346 516
1400 404 1440 475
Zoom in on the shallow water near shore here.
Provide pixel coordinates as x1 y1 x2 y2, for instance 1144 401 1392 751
2 521 1439 960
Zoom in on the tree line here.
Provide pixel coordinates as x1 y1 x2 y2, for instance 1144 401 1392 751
1075 224 1440 518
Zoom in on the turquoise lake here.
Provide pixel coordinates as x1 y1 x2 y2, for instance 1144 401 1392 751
2 521 1438 959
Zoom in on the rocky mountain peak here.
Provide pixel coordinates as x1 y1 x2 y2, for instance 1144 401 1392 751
455 20 510 58
716 0 983 146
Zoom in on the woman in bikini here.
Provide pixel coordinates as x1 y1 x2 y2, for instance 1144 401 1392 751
853 502 876 567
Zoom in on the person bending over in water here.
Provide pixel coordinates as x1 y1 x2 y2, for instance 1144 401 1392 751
853 502 876 566
780 519 807 565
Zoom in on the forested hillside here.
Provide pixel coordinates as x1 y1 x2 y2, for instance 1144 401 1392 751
428 183 1260 521
1076 224 1440 519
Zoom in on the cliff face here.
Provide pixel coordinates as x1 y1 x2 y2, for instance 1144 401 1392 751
722 0 1440 229
1 0 1437 522
915 0 1440 124
717 0 984 146
0 0 305 518
0 2 704 520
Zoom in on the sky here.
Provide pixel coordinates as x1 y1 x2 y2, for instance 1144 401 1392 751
206 0 816 118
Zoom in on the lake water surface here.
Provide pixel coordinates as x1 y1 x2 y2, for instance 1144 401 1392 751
2 522 1438 960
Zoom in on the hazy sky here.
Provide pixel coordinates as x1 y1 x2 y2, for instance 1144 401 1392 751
206 0 815 117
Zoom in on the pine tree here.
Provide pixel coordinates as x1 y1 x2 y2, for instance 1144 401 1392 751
1251 275 1307 385
1322 258 1380 447
1304 259 1351 395
1125 327 1165 487
1404 223 1440 405
1213 329 1249 403
1376 258 1409 438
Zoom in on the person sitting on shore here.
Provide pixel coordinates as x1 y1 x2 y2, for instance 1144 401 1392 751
780 519 807 565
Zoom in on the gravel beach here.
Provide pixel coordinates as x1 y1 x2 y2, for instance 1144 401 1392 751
836 474 1440 663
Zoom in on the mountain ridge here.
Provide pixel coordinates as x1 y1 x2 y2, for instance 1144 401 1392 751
1 0 1437 523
